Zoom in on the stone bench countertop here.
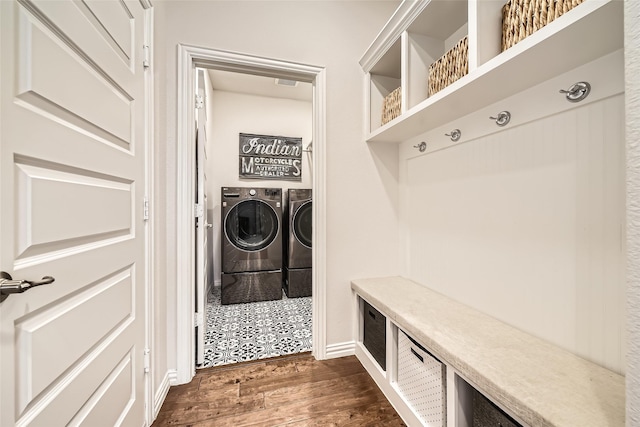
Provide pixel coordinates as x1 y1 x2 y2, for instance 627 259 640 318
351 276 625 427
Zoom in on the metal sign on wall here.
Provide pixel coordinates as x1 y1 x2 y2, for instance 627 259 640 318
239 133 302 181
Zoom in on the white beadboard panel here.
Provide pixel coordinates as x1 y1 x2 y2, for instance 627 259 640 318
400 49 624 159
14 268 134 413
15 159 132 262
16 7 133 149
405 95 625 373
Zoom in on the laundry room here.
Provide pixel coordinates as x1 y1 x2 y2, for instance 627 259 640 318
198 67 314 367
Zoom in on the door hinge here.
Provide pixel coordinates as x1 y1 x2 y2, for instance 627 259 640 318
195 203 203 218
142 45 150 69
195 94 204 109
195 312 204 328
143 348 150 374
143 197 149 221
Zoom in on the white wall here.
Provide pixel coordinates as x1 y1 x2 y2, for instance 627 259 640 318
203 81 313 284
205 91 313 195
154 0 401 372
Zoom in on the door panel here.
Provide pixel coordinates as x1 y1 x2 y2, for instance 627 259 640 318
15 160 132 259
82 0 134 62
18 9 133 146
27 0 135 79
16 268 133 406
71 351 135 427
1 0 148 426
24 346 136 426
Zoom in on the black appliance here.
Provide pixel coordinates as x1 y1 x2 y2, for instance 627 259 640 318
221 187 283 304
284 188 312 297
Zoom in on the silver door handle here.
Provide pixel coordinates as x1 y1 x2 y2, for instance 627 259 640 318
0 271 55 303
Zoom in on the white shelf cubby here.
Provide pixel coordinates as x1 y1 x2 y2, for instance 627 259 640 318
360 0 623 143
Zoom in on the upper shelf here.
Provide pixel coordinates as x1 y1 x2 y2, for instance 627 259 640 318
362 0 623 144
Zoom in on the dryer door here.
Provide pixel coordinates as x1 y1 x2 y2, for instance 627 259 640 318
225 199 279 251
293 200 312 248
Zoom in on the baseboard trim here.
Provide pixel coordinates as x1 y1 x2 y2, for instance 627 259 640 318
168 369 179 385
153 369 175 420
325 341 355 359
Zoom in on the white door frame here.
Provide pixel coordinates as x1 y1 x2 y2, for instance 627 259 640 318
175 44 327 384
143 4 155 423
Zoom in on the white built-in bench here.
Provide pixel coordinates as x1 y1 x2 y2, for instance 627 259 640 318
351 276 624 427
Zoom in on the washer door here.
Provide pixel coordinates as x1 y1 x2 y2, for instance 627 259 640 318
293 200 312 248
225 200 279 251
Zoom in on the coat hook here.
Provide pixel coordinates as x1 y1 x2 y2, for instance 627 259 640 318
489 111 511 127
445 129 461 142
559 81 590 103
413 141 427 152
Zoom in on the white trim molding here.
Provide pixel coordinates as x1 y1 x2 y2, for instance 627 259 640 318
153 370 173 420
325 341 356 359
625 0 640 421
175 44 328 384
175 43 197 385
358 0 428 72
143 5 155 426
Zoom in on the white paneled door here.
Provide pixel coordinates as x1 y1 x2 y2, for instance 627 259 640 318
0 0 150 426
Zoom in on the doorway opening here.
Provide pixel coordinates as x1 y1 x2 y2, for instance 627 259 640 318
196 68 314 367
175 45 326 383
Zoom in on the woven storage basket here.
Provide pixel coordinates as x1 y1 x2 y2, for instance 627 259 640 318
381 86 402 126
502 0 585 51
428 36 468 97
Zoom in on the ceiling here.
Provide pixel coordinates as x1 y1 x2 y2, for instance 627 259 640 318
207 69 313 102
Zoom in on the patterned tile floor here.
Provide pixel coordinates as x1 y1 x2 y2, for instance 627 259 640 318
200 286 312 368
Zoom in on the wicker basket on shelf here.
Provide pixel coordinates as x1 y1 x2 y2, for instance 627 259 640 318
502 0 585 51
428 36 469 97
381 86 402 126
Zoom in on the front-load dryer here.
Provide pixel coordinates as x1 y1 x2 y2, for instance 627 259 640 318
221 187 283 304
284 188 312 298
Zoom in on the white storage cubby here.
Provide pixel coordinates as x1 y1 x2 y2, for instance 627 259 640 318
360 0 623 143
352 278 624 426
355 296 533 427
355 295 526 427
369 39 401 131
396 330 446 426
403 0 468 111
454 374 524 427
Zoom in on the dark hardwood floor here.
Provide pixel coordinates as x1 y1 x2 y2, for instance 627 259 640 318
152 353 406 426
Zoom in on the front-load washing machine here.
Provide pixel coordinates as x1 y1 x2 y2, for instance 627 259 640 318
221 187 283 304
284 188 312 297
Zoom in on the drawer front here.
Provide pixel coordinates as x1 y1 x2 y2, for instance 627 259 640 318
363 300 386 371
